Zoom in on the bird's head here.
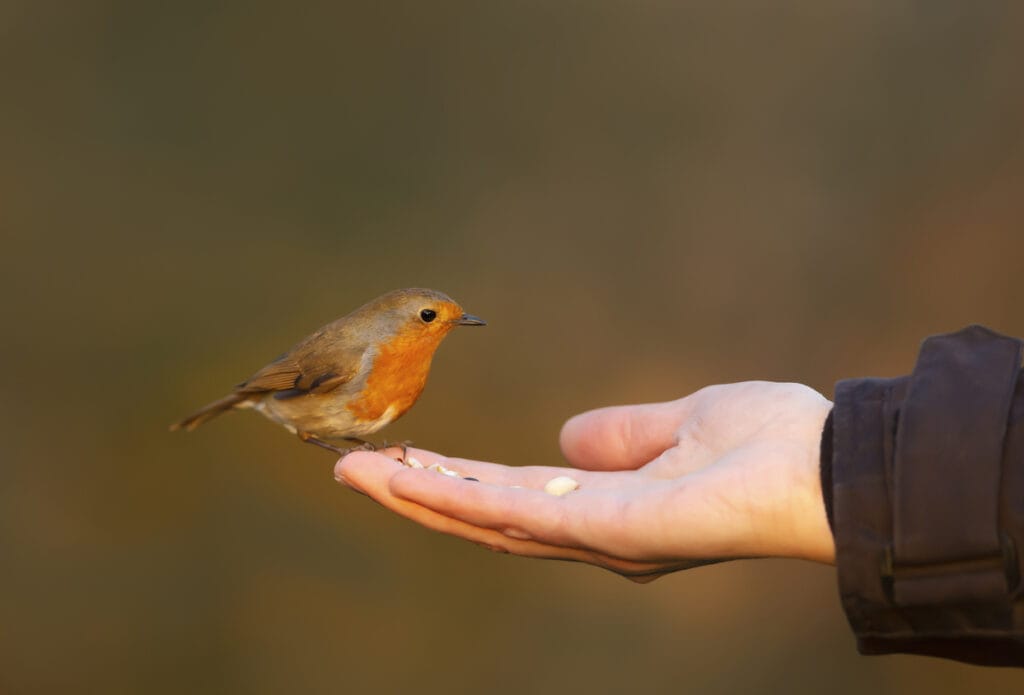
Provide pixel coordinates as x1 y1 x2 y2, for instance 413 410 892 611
365 288 486 346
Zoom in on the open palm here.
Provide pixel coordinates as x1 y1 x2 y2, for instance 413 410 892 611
336 382 835 582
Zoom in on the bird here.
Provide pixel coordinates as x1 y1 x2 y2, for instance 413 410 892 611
170 288 486 456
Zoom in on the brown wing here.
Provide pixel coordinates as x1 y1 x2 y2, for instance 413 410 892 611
236 346 363 400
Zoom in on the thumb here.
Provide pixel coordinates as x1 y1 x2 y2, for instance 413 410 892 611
559 399 691 471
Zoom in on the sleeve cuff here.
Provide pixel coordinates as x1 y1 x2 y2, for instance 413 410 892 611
824 325 1024 666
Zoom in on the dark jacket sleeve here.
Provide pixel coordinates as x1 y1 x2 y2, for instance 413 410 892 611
821 325 1024 666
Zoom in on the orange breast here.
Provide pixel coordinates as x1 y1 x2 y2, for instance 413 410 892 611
346 331 445 423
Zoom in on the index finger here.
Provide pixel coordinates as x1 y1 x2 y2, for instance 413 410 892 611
366 448 636 491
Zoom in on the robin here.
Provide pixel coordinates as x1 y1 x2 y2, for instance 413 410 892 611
171 288 486 456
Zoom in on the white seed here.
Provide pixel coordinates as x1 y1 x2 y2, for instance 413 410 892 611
406 457 424 469
427 463 464 477
543 476 580 496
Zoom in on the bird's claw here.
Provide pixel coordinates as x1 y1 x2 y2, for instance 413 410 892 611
381 439 414 463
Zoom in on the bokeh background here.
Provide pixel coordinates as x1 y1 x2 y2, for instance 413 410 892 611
3 1 1024 693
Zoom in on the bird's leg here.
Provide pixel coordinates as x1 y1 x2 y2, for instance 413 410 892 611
310 435 409 462
298 431 349 455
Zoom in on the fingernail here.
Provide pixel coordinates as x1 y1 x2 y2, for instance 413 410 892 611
334 472 365 494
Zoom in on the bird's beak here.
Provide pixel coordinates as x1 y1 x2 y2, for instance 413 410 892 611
455 313 487 326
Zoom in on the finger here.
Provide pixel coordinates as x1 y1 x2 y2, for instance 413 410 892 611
335 452 670 578
389 465 632 552
406 508 677 582
559 399 693 471
339 453 564 553
381 448 639 491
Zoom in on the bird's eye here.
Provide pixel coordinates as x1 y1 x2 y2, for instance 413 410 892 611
419 309 437 323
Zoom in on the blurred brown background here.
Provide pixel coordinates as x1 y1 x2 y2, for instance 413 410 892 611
3 1 1024 693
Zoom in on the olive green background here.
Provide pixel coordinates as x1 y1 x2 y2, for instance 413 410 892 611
3 2 1024 693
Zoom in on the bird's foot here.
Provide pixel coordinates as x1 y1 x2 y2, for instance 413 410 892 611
381 440 414 464
301 434 412 462
343 437 378 453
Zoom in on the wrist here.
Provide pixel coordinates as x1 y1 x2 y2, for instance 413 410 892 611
785 397 836 564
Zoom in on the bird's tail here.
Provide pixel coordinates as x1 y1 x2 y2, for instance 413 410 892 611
170 392 249 432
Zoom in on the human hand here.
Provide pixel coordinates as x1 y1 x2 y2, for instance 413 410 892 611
335 382 835 582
